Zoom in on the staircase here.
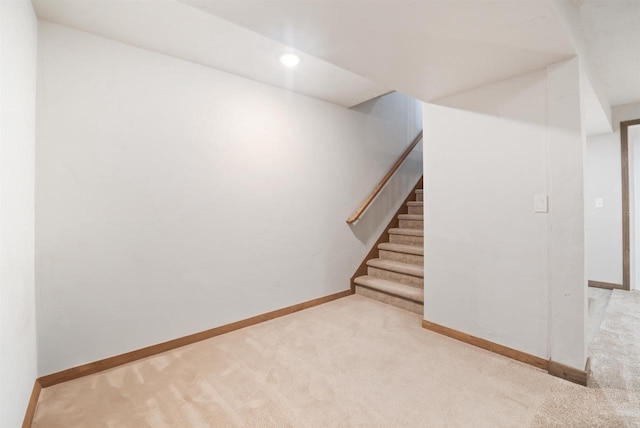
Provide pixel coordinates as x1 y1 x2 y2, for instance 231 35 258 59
354 186 424 314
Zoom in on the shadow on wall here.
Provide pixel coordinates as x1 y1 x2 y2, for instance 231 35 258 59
350 91 397 117
348 153 422 245
351 90 423 129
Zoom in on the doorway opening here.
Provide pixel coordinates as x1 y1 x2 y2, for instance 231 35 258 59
626 120 640 291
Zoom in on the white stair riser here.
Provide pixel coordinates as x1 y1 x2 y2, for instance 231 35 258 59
379 249 423 266
368 266 423 288
399 219 423 229
389 234 423 245
355 286 423 314
408 205 423 215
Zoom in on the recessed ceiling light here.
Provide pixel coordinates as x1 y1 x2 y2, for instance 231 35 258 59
279 53 300 68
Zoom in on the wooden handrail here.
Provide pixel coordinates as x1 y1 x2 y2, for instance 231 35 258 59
346 130 423 224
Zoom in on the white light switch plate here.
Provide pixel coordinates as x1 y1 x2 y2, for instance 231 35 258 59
595 198 604 208
535 194 548 213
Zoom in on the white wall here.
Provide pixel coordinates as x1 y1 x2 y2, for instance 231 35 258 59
552 0 612 134
546 60 587 369
586 102 640 286
423 58 586 369
0 1 38 426
586 128 622 284
35 22 422 375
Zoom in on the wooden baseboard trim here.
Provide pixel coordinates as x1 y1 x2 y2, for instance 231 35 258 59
38 290 351 388
548 357 590 386
421 319 548 370
422 320 592 386
22 380 42 428
588 280 624 290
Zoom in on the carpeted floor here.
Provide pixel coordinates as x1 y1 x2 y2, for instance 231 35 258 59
531 289 640 427
587 287 612 348
32 292 640 427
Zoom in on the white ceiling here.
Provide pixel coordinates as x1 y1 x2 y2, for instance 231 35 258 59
183 0 577 103
32 0 389 108
32 0 639 128
577 0 640 107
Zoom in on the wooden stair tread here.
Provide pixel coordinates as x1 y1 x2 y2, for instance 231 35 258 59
378 242 423 256
415 189 423 194
407 201 423 206
367 258 424 278
354 276 424 303
389 228 423 237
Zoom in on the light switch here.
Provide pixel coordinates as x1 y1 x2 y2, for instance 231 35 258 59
595 198 604 208
535 194 548 213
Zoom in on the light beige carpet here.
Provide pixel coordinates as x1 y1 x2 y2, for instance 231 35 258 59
531 289 640 427
587 287 612 348
33 293 640 427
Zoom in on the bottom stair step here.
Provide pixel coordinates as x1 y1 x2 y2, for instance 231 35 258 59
356 286 424 315
354 276 424 314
